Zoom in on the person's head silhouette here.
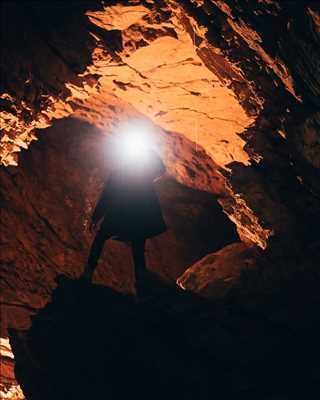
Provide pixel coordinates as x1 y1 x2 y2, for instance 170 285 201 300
108 118 160 175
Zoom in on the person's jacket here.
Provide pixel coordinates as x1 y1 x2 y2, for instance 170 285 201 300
91 149 166 240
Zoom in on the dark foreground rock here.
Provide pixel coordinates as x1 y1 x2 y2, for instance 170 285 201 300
9 273 320 400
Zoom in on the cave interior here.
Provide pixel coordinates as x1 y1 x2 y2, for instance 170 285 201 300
1 1 320 399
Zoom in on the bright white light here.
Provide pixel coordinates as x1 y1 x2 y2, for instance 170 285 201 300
122 133 148 159
110 118 156 164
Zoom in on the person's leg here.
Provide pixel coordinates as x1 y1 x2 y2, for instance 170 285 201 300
82 227 111 281
131 238 146 289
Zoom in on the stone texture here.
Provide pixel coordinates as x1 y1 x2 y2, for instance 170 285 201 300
177 242 259 298
1 1 319 250
0 338 24 399
1 1 320 398
0 0 254 168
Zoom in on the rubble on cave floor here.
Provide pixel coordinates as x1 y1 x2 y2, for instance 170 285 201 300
9 272 320 400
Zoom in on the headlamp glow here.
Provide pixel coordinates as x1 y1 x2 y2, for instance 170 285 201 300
110 118 156 163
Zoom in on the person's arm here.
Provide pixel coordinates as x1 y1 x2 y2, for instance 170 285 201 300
91 180 110 228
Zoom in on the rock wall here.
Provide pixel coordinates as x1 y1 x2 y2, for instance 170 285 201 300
1 1 320 398
1 1 319 247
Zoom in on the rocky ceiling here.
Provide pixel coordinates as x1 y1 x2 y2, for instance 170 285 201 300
1 1 320 398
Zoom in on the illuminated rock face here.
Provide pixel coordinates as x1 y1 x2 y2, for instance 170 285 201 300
177 242 259 298
1 0 319 248
1 2 320 397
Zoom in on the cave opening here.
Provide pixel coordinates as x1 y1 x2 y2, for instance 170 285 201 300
1 116 241 313
1 115 246 399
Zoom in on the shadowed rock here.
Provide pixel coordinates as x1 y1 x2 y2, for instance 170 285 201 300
9 271 320 399
9 276 213 400
177 243 259 298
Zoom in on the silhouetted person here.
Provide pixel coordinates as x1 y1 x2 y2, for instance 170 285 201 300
82 147 167 293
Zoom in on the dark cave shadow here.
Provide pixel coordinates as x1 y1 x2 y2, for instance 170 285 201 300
2 1 107 93
224 104 320 255
9 272 320 400
10 274 216 400
156 176 240 250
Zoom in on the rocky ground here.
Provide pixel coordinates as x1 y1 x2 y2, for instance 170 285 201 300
10 270 320 400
